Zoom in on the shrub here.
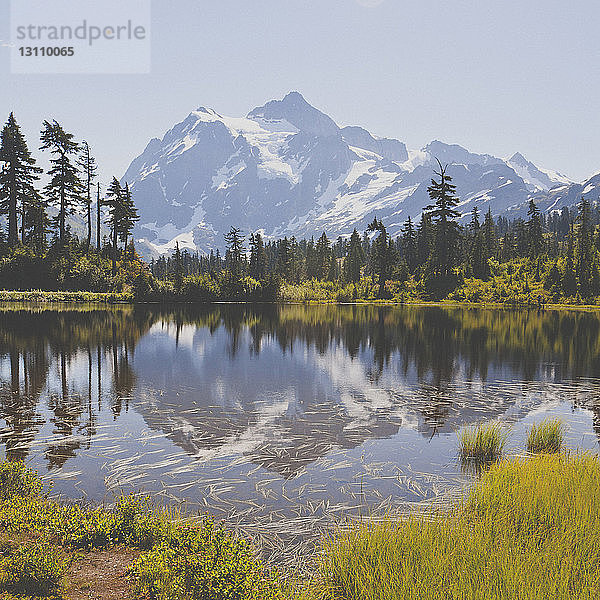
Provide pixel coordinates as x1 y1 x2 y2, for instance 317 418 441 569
458 422 507 463
527 418 565 454
0 460 43 500
0 492 168 551
132 519 282 600
1 541 66 597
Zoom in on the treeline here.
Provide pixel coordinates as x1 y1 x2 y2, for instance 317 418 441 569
3 113 599 305
151 162 600 303
0 113 144 291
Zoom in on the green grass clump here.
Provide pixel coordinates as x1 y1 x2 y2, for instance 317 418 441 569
0 541 66 597
458 422 507 463
308 453 600 600
527 418 565 454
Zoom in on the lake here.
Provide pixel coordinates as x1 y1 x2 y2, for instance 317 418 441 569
1 303 600 564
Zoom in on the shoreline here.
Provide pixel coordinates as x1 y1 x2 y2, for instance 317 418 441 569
1 290 600 312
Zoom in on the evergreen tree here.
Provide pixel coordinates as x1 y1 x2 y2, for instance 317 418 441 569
249 232 267 279
105 177 125 275
501 230 515 261
96 182 102 251
276 237 293 279
527 199 544 258
327 252 338 282
515 219 529 257
224 226 245 280
0 113 42 247
343 229 365 283
367 217 396 298
172 242 184 292
416 212 433 267
119 182 139 254
575 197 594 295
40 120 81 245
468 206 489 278
77 140 97 249
315 232 331 280
560 225 577 296
401 217 418 272
483 208 497 258
22 188 49 254
424 160 461 278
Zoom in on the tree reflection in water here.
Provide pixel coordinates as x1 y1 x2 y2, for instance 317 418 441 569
0 304 600 475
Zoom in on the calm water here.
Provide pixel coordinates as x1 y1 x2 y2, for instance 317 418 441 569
1 303 600 563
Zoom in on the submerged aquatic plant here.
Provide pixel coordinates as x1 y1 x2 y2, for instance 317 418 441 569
527 418 565 454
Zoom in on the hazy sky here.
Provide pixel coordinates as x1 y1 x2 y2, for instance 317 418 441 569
1 0 599 184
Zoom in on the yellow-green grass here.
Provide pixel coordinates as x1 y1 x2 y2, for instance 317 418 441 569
458 422 507 463
303 453 600 600
527 418 566 454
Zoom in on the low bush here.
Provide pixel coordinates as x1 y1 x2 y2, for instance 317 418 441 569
1 541 66 597
0 460 43 500
0 460 284 599
132 520 282 600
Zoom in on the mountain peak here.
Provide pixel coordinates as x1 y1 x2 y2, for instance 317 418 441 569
282 90 308 103
248 92 339 136
508 152 529 166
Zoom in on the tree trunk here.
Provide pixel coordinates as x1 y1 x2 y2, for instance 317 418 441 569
8 163 18 247
60 155 66 245
96 183 101 252
87 199 91 250
112 226 118 276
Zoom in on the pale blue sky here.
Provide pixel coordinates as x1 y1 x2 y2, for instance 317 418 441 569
1 0 599 184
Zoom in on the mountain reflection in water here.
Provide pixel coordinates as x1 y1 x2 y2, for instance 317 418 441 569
1 304 600 564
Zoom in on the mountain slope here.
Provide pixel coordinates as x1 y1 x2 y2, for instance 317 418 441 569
123 92 581 257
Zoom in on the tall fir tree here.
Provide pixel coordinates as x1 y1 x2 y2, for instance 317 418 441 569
424 160 461 278
367 217 396 298
483 208 497 258
224 226 245 280
105 177 125 275
527 199 544 258
119 182 139 254
77 141 97 250
249 232 267 279
575 197 594 295
343 229 365 283
39 120 81 245
314 232 331 280
417 212 433 267
0 113 42 247
401 217 418 272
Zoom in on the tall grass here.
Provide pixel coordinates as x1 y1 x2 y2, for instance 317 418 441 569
527 418 565 454
307 454 600 600
458 422 507 462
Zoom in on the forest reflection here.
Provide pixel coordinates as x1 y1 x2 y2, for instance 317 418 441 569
2 303 600 469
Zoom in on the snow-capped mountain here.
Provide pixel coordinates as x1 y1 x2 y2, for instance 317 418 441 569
123 92 582 257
